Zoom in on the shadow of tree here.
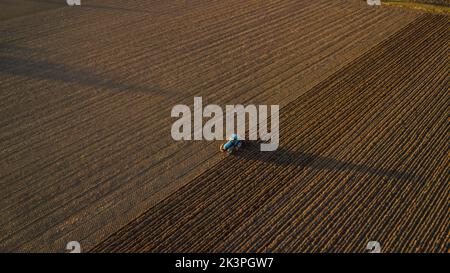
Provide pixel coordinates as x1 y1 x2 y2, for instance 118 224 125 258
0 55 177 96
23 0 152 13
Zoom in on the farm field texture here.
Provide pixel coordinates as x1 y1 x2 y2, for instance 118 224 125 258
0 0 448 252
93 13 450 253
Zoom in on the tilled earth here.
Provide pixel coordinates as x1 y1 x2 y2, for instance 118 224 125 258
0 0 448 252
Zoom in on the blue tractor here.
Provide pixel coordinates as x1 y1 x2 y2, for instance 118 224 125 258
220 134 243 154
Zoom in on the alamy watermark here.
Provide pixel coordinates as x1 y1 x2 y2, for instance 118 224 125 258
366 241 381 253
171 97 279 151
66 241 81 253
66 0 81 6
367 0 381 6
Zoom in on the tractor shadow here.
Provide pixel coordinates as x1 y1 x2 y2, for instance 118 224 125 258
235 141 419 182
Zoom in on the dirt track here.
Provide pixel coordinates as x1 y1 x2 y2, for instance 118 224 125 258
0 0 448 252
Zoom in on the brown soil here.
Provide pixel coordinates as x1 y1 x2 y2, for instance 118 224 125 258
1 0 447 252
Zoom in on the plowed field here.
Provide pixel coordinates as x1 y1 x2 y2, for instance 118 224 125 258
92 13 450 253
0 0 448 252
